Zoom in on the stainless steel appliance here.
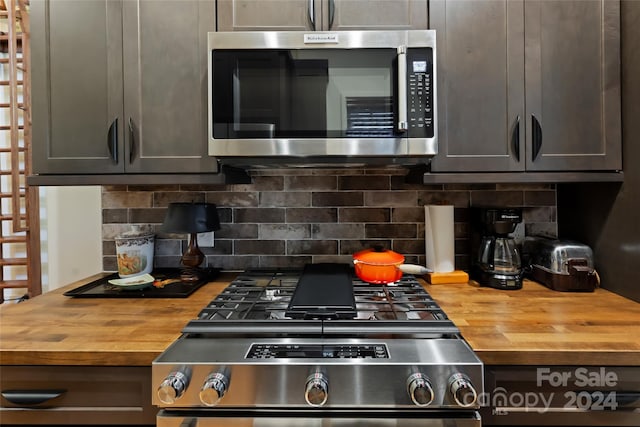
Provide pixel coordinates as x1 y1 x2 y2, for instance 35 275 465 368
153 263 483 426
522 237 598 292
471 208 523 290
208 30 437 168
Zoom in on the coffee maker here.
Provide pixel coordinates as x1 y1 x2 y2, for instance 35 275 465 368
471 207 523 290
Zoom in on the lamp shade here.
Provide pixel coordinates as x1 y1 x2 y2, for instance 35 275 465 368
162 202 221 234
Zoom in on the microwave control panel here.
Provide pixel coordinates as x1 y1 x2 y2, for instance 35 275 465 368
406 48 434 138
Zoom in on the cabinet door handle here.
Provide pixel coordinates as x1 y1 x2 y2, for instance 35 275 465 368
532 114 542 161
107 118 118 164
614 391 640 408
308 0 315 30
328 0 335 29
1 389 66 406
511 115 520 162
128 117 135 163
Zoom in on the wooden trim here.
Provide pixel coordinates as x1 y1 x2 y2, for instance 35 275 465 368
0 0 41 302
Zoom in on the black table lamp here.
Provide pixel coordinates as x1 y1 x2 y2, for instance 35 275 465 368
162 202 221 281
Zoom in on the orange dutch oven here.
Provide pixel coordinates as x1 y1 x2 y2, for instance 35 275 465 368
352 246 431 284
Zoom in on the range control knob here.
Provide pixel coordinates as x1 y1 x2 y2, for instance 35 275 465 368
449 373 478 408
157 369 191 404
304 372 329 407
406 373 435 407
199 370 231 407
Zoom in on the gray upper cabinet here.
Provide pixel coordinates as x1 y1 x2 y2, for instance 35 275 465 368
32 0 219 175
122 1 218 173
429 0 524 172
430 0 621 173
523 0 621 171
216 0 428 31
32 0 124 174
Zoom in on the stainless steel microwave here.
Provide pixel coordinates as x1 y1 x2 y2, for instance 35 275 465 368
208 30 437 167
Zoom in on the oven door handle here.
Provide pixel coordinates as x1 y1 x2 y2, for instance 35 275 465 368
397 45 408 133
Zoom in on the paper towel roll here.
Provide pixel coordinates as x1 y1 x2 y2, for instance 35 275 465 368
425 205 455 273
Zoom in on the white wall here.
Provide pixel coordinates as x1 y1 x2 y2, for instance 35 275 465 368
40 186 102 292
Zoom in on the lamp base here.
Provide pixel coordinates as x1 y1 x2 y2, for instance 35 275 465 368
180 233 205 282
180 267 203 282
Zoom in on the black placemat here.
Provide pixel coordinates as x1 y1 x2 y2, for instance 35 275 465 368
63 268 220 298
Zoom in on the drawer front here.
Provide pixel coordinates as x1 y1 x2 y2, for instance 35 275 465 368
0 366 156 425
482 366 640 427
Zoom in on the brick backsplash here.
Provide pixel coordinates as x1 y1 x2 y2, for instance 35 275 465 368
101 170 557 272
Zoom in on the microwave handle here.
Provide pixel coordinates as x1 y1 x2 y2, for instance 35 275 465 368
397 45 408 132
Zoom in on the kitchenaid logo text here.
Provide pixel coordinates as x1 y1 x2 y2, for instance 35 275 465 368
486 367 619 415
537 367 618 387
304 34 339 44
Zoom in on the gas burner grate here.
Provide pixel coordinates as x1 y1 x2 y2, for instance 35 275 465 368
192 268 450 325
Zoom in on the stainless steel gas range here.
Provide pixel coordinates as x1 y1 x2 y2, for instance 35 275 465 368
152 263 484 427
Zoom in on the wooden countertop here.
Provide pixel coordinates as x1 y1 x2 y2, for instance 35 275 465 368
0 272 234 366
1 273 639 367
426 280 640 366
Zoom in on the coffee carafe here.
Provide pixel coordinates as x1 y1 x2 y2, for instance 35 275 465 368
471 208 523 290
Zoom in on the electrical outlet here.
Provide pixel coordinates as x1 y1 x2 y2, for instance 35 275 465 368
198 231 215 247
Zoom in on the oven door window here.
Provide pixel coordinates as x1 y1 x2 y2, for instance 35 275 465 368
211 49 397 139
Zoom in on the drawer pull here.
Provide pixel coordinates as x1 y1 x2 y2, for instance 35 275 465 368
1 389 66 405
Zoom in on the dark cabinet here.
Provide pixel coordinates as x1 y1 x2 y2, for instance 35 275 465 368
216 0 428 31
32 0 219 175
31 0 124 174
430 0 621 173
0 365 155 425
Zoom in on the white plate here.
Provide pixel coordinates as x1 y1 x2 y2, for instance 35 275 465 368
108 274 155 290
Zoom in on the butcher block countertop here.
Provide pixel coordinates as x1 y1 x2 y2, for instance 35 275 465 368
426 280 640 366
1 273 639 367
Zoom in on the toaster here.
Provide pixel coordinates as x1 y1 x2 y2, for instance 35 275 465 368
522 237 599 292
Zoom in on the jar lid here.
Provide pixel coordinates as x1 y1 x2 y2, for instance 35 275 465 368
353 246 404 265
117 225 154 239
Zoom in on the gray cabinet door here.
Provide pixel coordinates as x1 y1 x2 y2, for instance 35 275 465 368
329 0 428 30
429 0 525 172
524 0 621 171
122 0 219 173
431 0 621 174
217 0 319 31
216 0 427 31
31 0 124 174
